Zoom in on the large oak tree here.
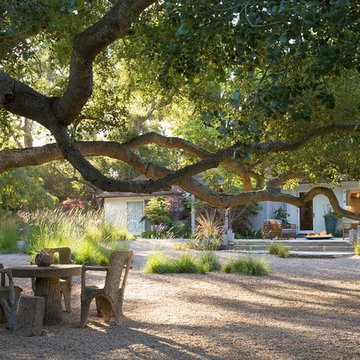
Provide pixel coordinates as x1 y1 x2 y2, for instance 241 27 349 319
1 0 360 218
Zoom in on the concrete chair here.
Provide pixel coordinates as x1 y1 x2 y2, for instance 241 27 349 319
0 264 22 329
80 250 133 327
32 247 74 312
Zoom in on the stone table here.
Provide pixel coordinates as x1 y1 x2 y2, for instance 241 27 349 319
11 264 82 325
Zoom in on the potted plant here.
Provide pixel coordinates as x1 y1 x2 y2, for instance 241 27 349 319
274 207 290 224
323 205 339 234
34 248 54 267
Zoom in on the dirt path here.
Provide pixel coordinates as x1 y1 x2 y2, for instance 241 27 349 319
0 240 359 360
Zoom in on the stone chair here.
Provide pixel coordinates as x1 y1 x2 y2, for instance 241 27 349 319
0 264 22 330
80 250 133 327
32 247 74 312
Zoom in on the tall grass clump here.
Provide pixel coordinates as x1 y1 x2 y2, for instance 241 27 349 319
142 252 222 274
175 255 200 273
142 253 178 274
23 210 131 265
195 211 223 240
97 223 136 242
199 251 221 272
0 216 20 253
222 256 271 276
268 242 289 258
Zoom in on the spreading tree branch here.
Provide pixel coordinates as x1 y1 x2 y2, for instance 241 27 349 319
57 0 158 125
1 140 360 219
1 1 360 220
253 124 360 153
127 132 253 191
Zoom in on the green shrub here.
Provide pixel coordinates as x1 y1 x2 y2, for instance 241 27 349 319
274 207 290 224
268 242 289 258
222 262 232 273
140 228 175 239
140 230 153 238
277 247 289 258
199 251 221 271
355 244 360 255
174 255 199 273
222 256 271 276
141 198 173 225
0 216 20 253
235 230 262 239
142 252 221 274
141 223 190 239
142 253 178 273
172 222 191 238
268 242 281 255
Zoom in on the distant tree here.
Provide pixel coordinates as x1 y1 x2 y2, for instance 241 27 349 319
0 168 57 211
141 198 173 225
59 198 85 212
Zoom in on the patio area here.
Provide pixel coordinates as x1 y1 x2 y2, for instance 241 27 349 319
0 239 359 360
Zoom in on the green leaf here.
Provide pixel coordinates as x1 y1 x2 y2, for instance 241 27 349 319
279 33 287 44
176 24 188 36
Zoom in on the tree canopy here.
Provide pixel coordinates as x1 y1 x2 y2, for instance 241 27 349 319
1 0 360 218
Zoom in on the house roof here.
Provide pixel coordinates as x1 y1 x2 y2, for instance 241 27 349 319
96 175 185 199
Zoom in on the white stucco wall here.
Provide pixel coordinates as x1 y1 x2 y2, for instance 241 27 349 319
249 201 289 231
104 198 128 228
104 196 153 234
284 181 360 233
284 184 343 233
250 181 360 233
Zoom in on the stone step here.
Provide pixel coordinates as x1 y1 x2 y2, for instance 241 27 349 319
229 244 353 252
288 251 355 258
227 238 355 253
230 240 350 247
219 249 355 258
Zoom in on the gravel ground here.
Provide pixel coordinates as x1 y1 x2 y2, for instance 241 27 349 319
0 239 359 360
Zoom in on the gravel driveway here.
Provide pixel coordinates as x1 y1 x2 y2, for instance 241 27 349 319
0 238 359 360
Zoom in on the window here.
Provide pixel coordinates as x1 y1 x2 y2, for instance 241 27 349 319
346 190 360 213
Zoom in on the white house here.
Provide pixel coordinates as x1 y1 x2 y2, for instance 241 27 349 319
96 186 184 235
250 181 360 234
98 174 360 236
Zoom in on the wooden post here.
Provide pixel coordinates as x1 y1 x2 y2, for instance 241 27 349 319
223 209 230 245
191 195 196 235
14 296 45 336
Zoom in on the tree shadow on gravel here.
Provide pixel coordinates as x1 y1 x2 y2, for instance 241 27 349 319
206 272 360 307
182 291 360 333
3 315 355 360
1 317 226 360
